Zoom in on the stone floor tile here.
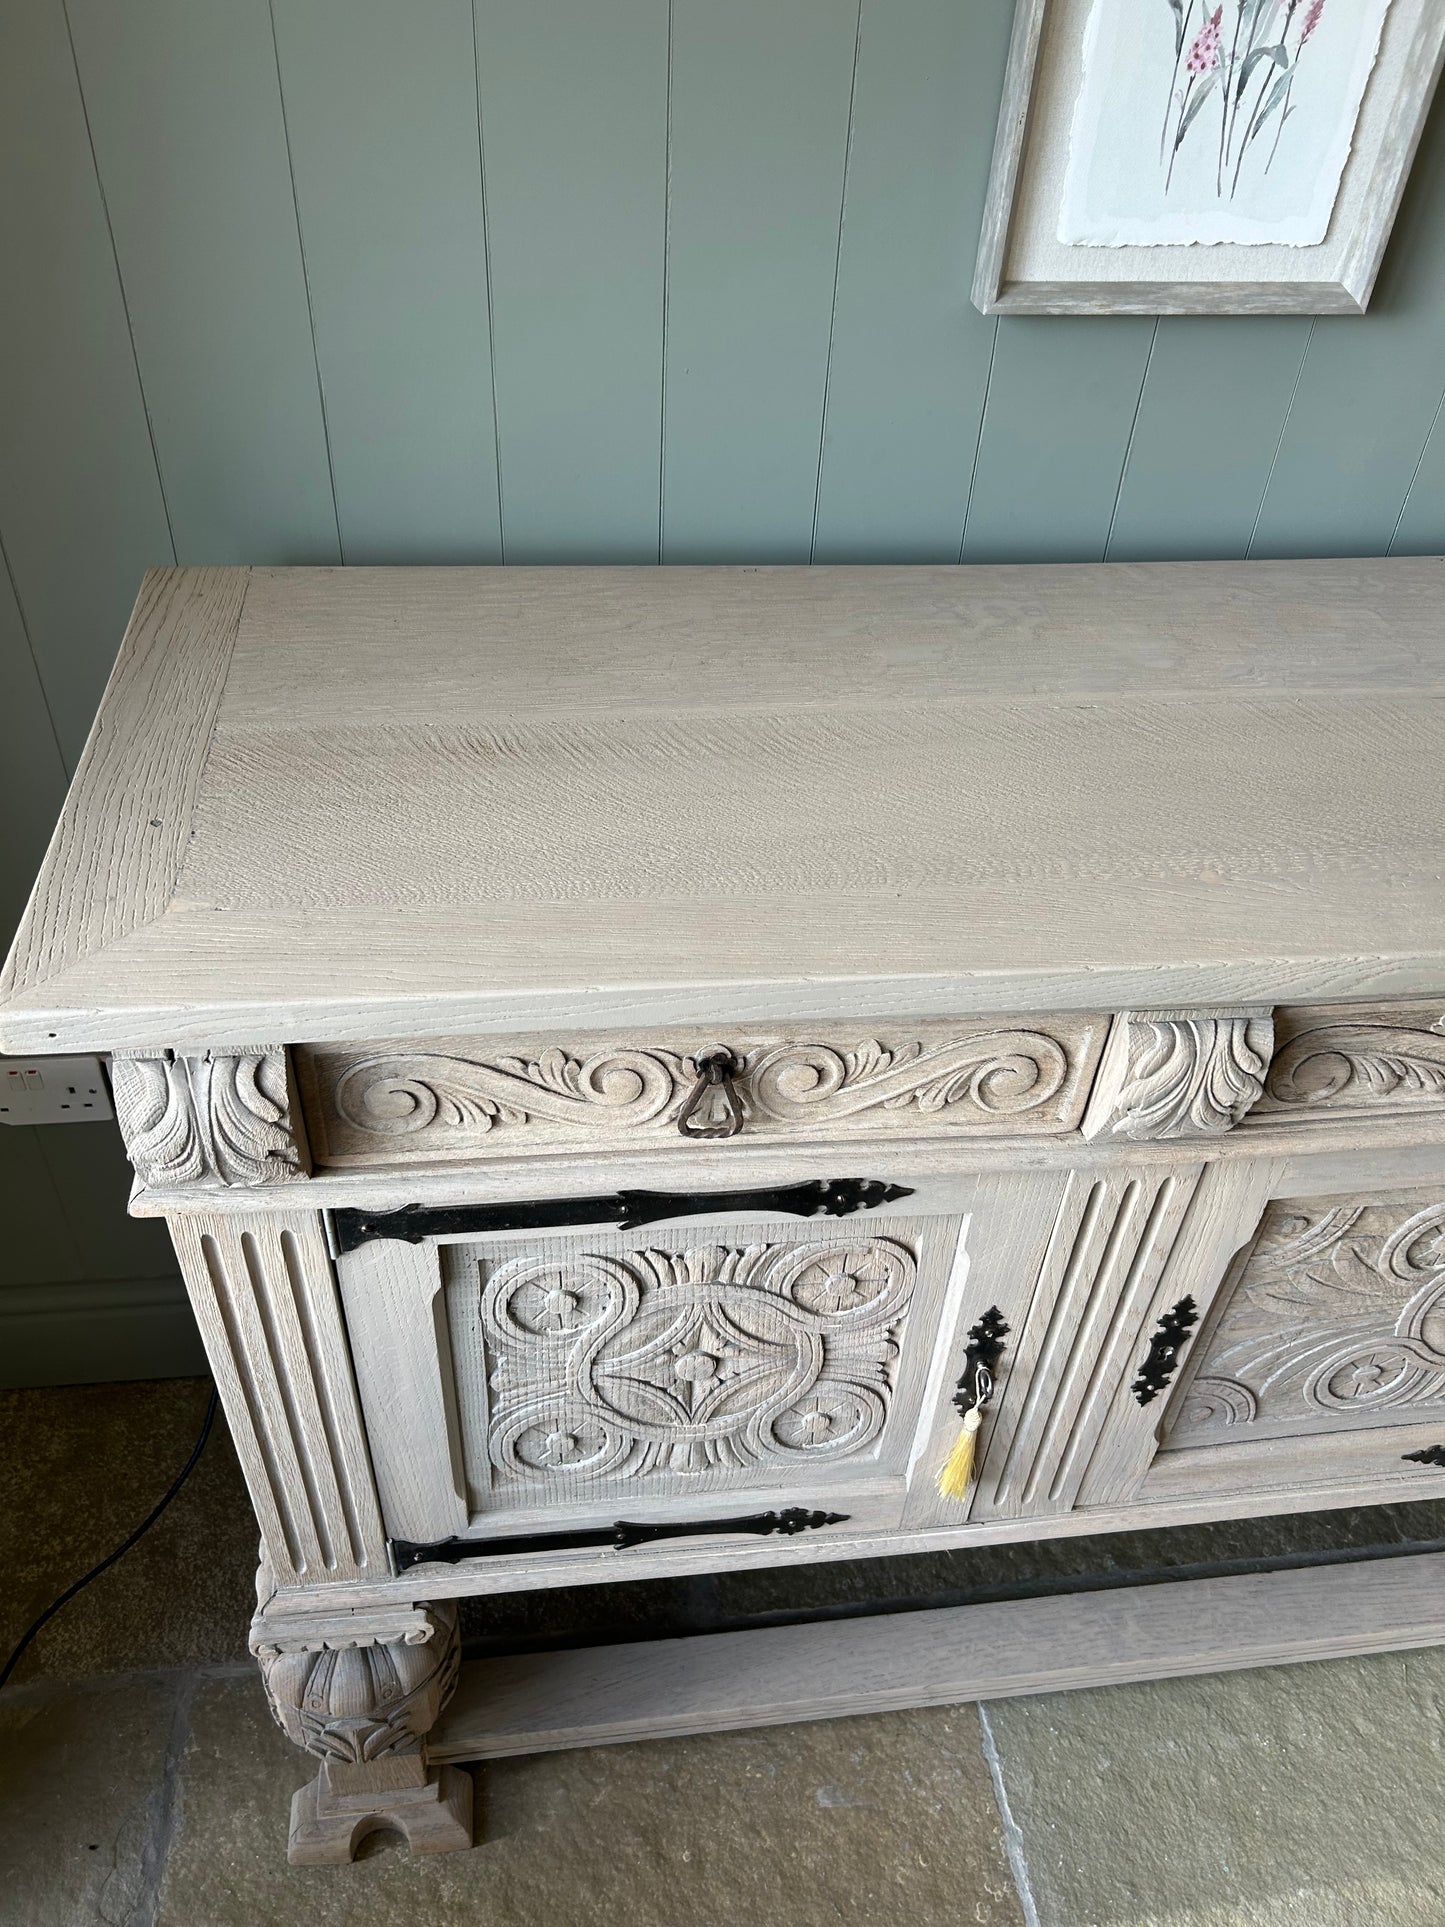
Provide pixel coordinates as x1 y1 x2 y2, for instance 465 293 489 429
157 1675 1025 1927
0 1678 178 1925
0 1378 257 1681
983 1648 1445 1927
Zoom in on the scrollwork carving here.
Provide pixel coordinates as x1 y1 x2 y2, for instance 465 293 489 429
475 1236 916 1493
333 1044 687 1137
1259 1012 1445 1117
112 1048 308 1188
304 1019 1103 1162
1081 1012 1274 1142
747 1031 1070 1123
1167 1193 1445 1445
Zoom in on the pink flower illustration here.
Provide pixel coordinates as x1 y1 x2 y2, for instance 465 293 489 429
1300 0 1325 46
1186 6 1223 77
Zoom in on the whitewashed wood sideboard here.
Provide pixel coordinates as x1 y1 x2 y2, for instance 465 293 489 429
5 560 1445 1864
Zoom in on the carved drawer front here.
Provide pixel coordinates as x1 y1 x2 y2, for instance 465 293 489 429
1247 1001 1445 1126
1163 1190 1445 1450
294 1015 1109 1168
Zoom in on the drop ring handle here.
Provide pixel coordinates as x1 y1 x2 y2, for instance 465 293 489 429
677 1047 745 1140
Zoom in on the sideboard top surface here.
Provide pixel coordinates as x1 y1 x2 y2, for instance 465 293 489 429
4 559 1445 1052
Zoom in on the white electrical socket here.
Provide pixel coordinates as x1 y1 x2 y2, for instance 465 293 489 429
0 1055 113 1125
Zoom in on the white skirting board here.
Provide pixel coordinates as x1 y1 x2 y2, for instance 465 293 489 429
430 1553 1445 1762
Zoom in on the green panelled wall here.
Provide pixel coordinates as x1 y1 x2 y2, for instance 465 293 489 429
3 0 1444 1385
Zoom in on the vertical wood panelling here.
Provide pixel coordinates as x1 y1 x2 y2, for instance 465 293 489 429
34 1126 178 1282
1389 406 1445 554
0 559 67 941
0 1126 85 1289
1249 97 1445 558
1106 320 1314 562
661 0 861 562
961 318 1156 563
65 0 340 565
475 1 669 562
269 0 502 563
0 0 174 763
7 7 1445 1391
811 0 1013 562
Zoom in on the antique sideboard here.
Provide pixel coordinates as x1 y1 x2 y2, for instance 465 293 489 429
4 560 1445 1864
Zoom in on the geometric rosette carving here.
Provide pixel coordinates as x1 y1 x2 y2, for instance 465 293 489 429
474 1236 916 1497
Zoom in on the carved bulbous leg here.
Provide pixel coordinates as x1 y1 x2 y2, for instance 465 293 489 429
253 1600 471 1864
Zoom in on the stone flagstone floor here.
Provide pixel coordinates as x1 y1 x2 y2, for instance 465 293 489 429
3 1378 1444 1927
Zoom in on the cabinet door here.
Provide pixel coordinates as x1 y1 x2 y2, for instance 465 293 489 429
1076 1146 1445 1516
442 1211 962 1535
334 1173 1070 1554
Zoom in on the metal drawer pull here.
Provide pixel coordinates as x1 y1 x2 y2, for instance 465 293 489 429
1403 1445 1445 1468
677 1046 746 1139
392 1506 849 1570
332 1177 912 1254
937 1306 1010 1503
1132 1296 1199 1406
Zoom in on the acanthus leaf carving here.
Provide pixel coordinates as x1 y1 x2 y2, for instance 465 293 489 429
112 1047 309 1188
256 1601 460 1768
1080 1011 1274 1142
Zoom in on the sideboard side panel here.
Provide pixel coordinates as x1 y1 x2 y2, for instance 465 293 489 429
168 1208 388 1586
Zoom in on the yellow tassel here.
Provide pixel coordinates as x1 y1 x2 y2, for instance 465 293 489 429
936 1404 983 1502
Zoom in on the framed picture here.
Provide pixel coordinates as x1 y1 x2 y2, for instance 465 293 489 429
973 0 1445 314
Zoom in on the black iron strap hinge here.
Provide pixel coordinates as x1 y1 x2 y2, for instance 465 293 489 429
1132 1296 1200 1406
333 1177 912 1255
392 1506 849 1570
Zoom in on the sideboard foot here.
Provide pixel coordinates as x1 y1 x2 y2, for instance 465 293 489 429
251 1594 471 1864
288 1762 473 1865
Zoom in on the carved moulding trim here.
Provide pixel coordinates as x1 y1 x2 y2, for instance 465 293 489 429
250 1603 437 1659
309 1021 1098 1159
112 1047 309 1188
1258 1013 1445 1117
1080 1011 1274 1142
1167 1194 1445 1443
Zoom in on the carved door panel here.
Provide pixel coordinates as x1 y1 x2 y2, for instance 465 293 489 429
440 1213 962 1534
1097 1154 1445 1515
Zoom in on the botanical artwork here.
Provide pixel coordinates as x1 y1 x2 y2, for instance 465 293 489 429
1059 0 1393 246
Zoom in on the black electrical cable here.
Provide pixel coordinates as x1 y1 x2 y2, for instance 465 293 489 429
0 1384 219 1689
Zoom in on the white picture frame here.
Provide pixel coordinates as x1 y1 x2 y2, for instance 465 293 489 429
973 0 1445 315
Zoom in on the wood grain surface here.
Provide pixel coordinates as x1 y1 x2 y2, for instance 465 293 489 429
6 559 1445 1052
429 1551 1445 1759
